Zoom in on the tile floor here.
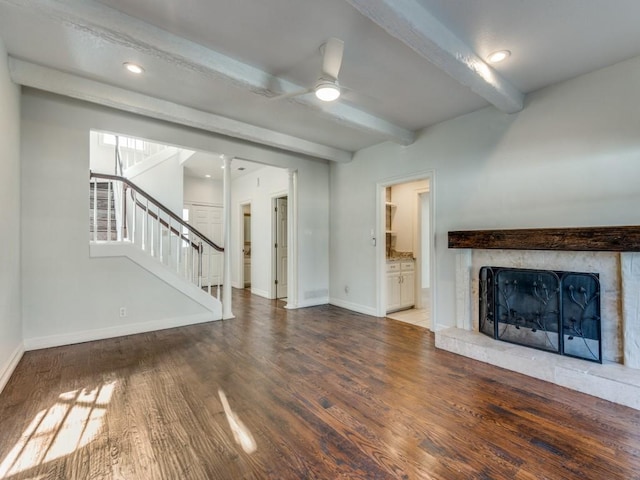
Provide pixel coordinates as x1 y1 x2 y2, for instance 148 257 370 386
387 288 431 329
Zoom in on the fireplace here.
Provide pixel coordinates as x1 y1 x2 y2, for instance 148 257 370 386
436 226 640 410
479 266 602 363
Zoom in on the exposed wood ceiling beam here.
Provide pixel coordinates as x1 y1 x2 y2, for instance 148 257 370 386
6 0 415 146
345 0 524 114
11 59 352 163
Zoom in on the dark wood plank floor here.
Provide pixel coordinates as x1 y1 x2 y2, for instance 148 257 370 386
1 289 640 479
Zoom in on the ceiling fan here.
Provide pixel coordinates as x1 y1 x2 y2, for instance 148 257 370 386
272 37 345 102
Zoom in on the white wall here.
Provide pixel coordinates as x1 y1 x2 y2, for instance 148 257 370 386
91 130 185 214
20 89 330 343
184 176 223 205
89 130 115 173
231 166 289 297
127 153 184 215
0 38 23 392
330 55 640 329
21 91 212 345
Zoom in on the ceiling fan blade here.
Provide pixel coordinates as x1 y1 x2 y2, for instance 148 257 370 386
321 37 344 80
269 87 312 101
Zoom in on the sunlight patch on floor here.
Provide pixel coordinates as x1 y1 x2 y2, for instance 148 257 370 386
0 381 116 478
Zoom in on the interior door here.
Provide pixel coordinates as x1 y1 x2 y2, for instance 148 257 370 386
188 203 223 286
275 196 288 298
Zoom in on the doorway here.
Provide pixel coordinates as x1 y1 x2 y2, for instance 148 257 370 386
377 173 434 330
273 196 288 299
241 203 251 288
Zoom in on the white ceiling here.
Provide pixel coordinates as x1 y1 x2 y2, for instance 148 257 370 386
183 152 264 181
2 0 640 161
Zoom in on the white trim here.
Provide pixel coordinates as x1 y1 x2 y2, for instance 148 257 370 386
24 313 217 351
5 0 414 148
0 343 25 394
251 288 271 299
184 201 224 208
344 0 523 114
271 191 289 300
10 59 353 163
123 146 178 178
375 170 436 327
222 156 234 319
285 169 299 309
297 297 330 309
329 298 378 316
237 199 252 292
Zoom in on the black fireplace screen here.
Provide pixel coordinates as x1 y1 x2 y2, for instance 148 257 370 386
479 266 602 363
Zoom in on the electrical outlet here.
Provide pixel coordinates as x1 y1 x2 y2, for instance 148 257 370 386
119 307 127 318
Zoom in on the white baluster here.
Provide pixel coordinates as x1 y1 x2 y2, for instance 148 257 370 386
198 241 203 288
117 181 124 242
207 245 212 296
131 191 136 247
106 181 112 242
175 219 181 274
217 250 222 301
166 216 171 267
145 198 150 254
159 211 163 263
92 179 97 242
188 232 194 284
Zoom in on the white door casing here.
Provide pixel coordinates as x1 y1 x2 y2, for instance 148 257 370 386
275 196 288 298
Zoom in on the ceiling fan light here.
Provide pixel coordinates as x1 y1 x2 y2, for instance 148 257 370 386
315 81 341 102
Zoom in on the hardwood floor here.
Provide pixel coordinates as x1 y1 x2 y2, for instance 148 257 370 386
1 289 640 479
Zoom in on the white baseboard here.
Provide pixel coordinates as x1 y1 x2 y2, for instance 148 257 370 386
295 297 329 309
329 297 378 316
24 312 219 351
0 343 25 394
251 288 271 299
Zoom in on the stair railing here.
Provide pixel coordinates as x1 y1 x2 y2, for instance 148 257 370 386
115 137 170 171
90 171 224 299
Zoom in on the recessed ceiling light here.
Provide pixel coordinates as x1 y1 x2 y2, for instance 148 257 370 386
123 62 144 74
487 50 511 64
221 165 225 169
205 174 211 178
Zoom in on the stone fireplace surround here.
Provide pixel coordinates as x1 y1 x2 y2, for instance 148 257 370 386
436 227 640 410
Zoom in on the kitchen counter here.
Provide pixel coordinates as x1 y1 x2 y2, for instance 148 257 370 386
387 251 414 261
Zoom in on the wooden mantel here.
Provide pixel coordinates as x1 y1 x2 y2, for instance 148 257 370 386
448 226 640 252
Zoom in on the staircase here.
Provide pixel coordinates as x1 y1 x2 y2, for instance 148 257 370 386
89 171 224 319
89 182 118 241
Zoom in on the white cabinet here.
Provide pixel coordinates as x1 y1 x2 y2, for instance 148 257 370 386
243 257 251 287
386 260 415 313
386 263 402 312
